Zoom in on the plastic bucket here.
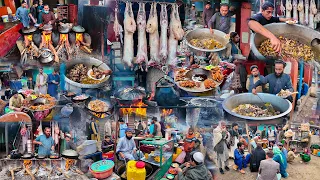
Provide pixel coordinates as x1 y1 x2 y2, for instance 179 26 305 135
1 15 9 23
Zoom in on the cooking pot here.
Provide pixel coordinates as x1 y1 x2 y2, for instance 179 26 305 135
155 76 180 106
21 153 33 159
114 87 146 105
62 149 79 159
39 48 54 63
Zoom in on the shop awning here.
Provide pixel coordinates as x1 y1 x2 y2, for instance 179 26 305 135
0 112 32 123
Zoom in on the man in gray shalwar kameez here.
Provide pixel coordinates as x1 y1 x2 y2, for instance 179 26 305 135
213 120 230 174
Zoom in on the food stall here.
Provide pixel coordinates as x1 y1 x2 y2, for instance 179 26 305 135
139 138 174 180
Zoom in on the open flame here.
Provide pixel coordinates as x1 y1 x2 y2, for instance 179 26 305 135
76 33 83 42
120 100 147 117
44 34 51 43
161 109 173 117
23 160 32 169
60 34 68 42
26 35 33 42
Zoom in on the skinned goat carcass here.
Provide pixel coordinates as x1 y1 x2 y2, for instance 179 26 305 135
136 3 148 71
260 0 265 12
123 2 136 68
168 4 184 68
159 3 168 64
305 0 309 25
293 0 298 20
146 2 160 67
297 0 304 24
309 0 318 29
114 8 123 44
286 0 293 18
280 0 286 17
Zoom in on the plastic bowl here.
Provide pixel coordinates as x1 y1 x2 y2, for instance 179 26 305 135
89 160 114 179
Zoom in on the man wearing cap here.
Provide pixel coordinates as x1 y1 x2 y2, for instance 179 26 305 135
116 129 141 160
190 4 197 21
16 1 30 29
175 152 213 180
250 140 266 172
208 3 233 34
65 133 76 150
118 118 127 138
252 60 294 101
246 65 265 93
202 2 215 27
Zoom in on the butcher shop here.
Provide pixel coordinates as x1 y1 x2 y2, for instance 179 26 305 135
0 0 319 179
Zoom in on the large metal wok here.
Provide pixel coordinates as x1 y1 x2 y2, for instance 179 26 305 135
185 28 229 53
64 57 111 89
250 23 320 61
222 93 292 121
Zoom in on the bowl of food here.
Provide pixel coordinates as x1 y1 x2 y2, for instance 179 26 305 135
286 20 298 25
185 28 228 53
72 94 89 103
65 58 111 89
276 89 298 98
86 99 109 113
87 69 106 81
171 163 179 168
166 174 175 180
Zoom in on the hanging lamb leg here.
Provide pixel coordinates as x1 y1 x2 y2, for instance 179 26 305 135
147 2 160 68
122 2 137 69
136 2 148 71
297 0 304 24
293 0 298 20
286 0 293 19
159 3 168 64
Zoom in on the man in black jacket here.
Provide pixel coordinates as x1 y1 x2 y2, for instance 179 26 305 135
250 140 266 172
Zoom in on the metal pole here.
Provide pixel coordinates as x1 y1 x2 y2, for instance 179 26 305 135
5 123 8 155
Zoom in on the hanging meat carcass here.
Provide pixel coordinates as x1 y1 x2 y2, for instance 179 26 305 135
136 2 148 71
297 0 304 24
286 0 293 18
159 3 168 64
280 0 286 17
293 0 298 20
260 0 265 12
113 8 123 44
123 2 136 68
146 2 160 67
309 0 318 29
168 4 184 67
305 0 309 25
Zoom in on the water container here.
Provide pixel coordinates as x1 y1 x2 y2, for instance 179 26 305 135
135 161 146 180
126 160 137 180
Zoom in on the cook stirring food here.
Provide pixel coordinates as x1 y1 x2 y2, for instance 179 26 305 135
33 127 55 156
248 2 292 52
251 60 294 102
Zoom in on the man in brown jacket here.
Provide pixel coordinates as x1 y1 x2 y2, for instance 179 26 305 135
41 5 57 27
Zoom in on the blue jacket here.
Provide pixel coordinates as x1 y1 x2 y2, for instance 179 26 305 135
234 148 244 165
